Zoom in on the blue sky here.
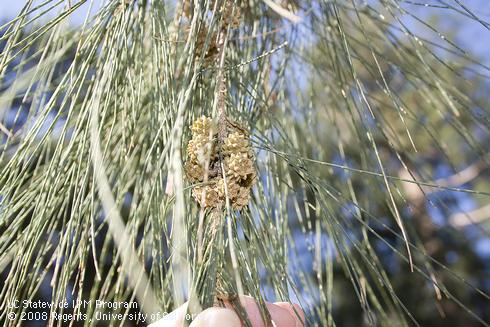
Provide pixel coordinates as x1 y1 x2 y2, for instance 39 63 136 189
2 0 489 64
0 0 102 26
400 0 490 66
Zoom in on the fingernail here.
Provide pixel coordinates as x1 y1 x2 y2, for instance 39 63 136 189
274 302 304 327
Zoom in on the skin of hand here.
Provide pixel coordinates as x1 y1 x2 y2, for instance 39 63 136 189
149 295 305 327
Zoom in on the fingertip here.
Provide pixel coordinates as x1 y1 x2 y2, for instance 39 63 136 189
149 303 189 327
274 302 305 327
189 307 241 327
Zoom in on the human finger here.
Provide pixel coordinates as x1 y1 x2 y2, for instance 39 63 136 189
223 295 302 327
274 302 305 327
189 307 241 327
148 303 188 327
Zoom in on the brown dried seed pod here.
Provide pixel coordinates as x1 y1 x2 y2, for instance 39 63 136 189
191 116 216 136
186 139 197 160
225 153 254 180
233 186 251 210
222 3 241 29
184 161 205 182
217 177 241 199
223 132 249 154
186 135 216 164
184 26 219 65
207 1 242 29
194 135 217 164
192 183 220 208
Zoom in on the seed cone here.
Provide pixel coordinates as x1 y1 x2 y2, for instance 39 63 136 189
225 153 254 180
191 115 215 135
220 2 242 29
183 25 219 65
223 132 249 154
192 184 220 208
181 0 242 66
184 116 256 210
217 177 241 199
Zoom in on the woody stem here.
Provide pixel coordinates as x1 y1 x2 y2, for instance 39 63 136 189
215 10 230 176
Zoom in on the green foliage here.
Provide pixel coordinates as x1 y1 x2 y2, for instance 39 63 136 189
0 1 489 326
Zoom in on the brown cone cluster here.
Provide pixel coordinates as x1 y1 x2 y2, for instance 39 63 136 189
183 0 242 27
184 116 256 210
218 1 242 29
182 0 242 65
184 25 219 65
